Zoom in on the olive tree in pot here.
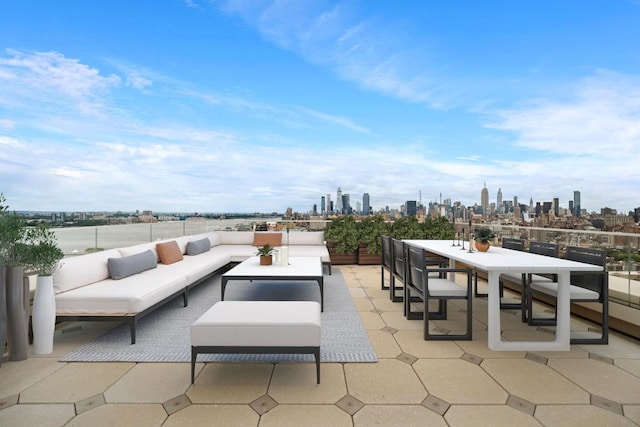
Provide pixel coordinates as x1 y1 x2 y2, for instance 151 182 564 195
25 223 64 354
324 216 359 265
0 194 30 361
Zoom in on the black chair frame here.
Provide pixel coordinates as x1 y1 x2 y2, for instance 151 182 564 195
527 246 608 345
381 235 393 291
404 244 473 341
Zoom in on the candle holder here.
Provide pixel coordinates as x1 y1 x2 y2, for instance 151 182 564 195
460 228 466 250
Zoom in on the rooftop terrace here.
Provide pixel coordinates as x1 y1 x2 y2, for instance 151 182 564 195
1 265 640 426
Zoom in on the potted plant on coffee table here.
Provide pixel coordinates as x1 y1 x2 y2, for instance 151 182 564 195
473 227 496 252
25 223 64 354
256 244 275 265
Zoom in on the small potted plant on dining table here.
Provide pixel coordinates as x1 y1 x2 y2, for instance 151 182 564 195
473 227 496 252
256 244 275 265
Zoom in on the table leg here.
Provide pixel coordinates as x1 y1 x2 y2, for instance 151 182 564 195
487 271 502 350
487 270 570 352
318 277 324 312
555 272 571 345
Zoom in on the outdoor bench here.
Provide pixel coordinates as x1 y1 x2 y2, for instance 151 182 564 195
190 300 322 384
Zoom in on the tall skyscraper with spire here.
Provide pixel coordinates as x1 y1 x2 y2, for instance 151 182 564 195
497 188 503 214
481 182 489 216
336 187 343 214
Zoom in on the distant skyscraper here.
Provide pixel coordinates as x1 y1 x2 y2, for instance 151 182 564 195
336 187 343 214
574 190 581 217
553 197 559 216
320 196 325 214
406 200 417 216
497 188 503 214
481 182 489 216
342 194 351 214
363 193 370 215
326 194 331 214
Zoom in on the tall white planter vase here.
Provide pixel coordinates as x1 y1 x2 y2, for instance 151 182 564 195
32 275 56 354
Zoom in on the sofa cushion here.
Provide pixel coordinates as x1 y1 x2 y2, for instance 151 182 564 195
56 272 188 315
108 250 157 280
186 237 211 256
287 232 324 246
208 232 221 247
118 242 158 260
217 231 254 245
156 240 184 264
253 232 282 247
53 249 122 294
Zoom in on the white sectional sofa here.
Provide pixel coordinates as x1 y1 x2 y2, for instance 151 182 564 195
52 231 330 344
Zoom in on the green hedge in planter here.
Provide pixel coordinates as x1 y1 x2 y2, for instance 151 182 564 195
324 216 359 254
357 215 390 255
390 216 424 240
422 216 455 240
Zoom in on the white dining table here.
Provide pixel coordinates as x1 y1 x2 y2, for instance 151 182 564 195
404 240 603 351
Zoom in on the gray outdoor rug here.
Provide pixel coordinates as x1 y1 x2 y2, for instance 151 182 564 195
61 269 377 363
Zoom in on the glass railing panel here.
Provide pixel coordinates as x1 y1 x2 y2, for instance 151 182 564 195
52 227 100 256
498 224 638 308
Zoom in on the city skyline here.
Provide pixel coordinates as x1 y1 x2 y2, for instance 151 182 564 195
1 2 639 213
319 185 629 217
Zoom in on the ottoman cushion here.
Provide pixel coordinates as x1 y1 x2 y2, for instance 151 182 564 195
191 301 321 347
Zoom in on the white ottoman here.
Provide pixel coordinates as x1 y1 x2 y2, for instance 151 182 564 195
191 301 322 384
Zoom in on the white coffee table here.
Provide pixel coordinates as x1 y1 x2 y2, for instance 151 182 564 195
221 256 325 311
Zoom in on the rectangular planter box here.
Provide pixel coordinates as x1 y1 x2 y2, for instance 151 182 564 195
327 243 358 265
358 244 381 265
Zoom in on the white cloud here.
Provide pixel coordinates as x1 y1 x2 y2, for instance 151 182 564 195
295 106 371 134
485 70 640 155
0 135 22 148
217 1 444 107
125 72 153 90
0 119 16 130
0 49 121 116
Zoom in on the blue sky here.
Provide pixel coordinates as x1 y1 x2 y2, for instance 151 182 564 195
1 1 639 214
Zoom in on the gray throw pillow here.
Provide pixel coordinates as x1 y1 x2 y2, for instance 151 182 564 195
186 237 211 256
108 249 157 280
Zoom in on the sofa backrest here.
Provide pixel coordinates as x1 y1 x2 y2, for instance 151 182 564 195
217 231 255 245
119 242 158 259
53 249 121 294
286 231 324 246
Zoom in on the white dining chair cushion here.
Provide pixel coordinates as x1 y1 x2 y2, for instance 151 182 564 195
427 278 469 297
529 281 600 300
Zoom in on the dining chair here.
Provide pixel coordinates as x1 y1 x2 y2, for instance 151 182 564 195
391 238 407 303
527 246 608 344
381 235 393 292
404 243 473 341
